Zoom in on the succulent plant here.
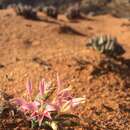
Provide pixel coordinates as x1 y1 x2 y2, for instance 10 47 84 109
44 6 58 19
86 35 125 56
66 3 81 20
14 4 37 20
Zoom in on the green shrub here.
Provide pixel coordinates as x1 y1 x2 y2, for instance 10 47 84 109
65 4 81 20
14 4 37 20
45 6 58 19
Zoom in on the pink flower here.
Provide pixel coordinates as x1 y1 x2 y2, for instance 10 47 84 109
39 110 52 126
56 74 72 102
52 88 72 112
13 77 86 127
43 110 52 119
57 87 72 101
55 86 72 109
26 80 32 96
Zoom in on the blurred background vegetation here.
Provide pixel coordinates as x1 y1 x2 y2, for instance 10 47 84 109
0 0 130 18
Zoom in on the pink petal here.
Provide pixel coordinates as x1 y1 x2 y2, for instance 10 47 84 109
39 79 45 96
26 80 32 95
31 112 37 117
33 101 40 107
44 110 52 119
21 102 38 111
71 97 86 107
58 88 72 100
38 111 52 126
39 114 45 126
13 98 27 106
45 104 57 112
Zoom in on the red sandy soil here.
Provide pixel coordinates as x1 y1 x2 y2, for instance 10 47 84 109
0 8 130 130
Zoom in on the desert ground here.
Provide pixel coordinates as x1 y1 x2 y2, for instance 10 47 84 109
0 8 130 129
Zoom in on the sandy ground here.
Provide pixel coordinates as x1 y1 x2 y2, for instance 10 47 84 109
0 8 130 129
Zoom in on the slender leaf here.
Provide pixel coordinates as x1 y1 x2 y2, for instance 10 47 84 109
31 119 38 128
42 121 53 130
57 113 80 119
62 121 81 127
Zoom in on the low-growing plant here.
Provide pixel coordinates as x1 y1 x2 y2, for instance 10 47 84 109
44 6 58 19
65 3 81 20
14 4 38 20
86 34 125 57
12 74 85 130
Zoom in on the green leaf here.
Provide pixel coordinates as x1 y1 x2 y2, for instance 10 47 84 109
62 120 81 127
45 88 56 100
42 121 53 130
57 113 80 119
31 119 38 128
54 117 66 122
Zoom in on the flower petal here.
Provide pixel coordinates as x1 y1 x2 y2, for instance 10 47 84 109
38 110 52 126
44 110 52 119
60 101 71 112
26 80 32 95
71 96 86 107
39 114 45 126
56 73 61 94
39 79 45 96
58 87 72 101
45 104 57 112
21 102 38 111
13 98 27 106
